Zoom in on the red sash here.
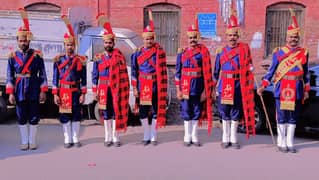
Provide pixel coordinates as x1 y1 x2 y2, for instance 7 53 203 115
59 87 72 113
181 76 191 99
181 68 202 99
14 52 35 84
280 79 296 110
98 55 111 72
59 57 78 113
139 73 153 105
220 47 240 105
98 77 110 110
221 76 235 105
137 47 156 67
220 47 239 68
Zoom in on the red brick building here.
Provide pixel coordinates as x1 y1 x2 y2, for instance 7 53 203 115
2 0 319 66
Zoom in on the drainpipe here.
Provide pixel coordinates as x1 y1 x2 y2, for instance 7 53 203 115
107 0 111 19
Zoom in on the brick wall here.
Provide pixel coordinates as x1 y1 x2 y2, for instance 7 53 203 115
2 0 319 67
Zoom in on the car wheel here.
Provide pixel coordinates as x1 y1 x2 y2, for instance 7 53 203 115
94 103 104 125
0 97 7 122
238 105 265 134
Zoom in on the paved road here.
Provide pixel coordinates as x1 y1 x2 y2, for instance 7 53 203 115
1 120 318 180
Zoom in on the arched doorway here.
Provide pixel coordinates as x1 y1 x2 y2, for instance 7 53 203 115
144 3 181 56
25 2 61 13
264 2 305 57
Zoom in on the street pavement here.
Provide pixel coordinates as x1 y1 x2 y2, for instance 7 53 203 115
0 120 318 180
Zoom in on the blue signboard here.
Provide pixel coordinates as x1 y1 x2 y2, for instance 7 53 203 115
197 13 217 38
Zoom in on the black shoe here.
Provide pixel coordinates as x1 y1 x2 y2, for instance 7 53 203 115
143 140 151 146
231 143 240 149
64 143 73 149
114 142 121 147
192 142 201 147
151 141 158 146
104 141 113 147
221 142 231 149
287 147 297 153
184 142 191 147
278 146 288 153
74 142 82 148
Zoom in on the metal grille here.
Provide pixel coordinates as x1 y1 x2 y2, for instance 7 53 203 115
144 10 180 56
265 8 304 56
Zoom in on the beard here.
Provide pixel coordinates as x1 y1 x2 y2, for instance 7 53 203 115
105 46 114 52
19 44 29 52
67 48 74 55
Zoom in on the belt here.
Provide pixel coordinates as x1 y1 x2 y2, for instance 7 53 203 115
222 73 240 78
99 79 110 85
140 73 156 80
182 71 202 77
283 75 303 80
60 83 79 88
15 73 31 78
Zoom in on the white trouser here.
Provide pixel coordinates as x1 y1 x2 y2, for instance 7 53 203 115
62 122 72 144
150 119 157 142
277 124 287 148
286 124 296 148
141 118 150 141
71 121 81 143
191 120 199 143
104 120 112 142
18 125 28 145
222 120 230 143
112 119 119 143
230 121 238 143
29 125 38 145
184 121 191 143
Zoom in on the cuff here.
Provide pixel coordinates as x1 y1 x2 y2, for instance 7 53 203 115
304 83 310 92
81 87 87 94
175 79 180 86
261 79 270 88
212 80 217 86
52 87 58 95
5 84 14 94
6 87 14 94
92 85 97 93
132 79 137 88
41 86 48 92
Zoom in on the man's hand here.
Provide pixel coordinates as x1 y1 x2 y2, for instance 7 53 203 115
39 92 46 104
54 95 61 106
304 91 309 101
200 92 206 102
176 89 183 100
257 86 265 96
93 92 99 101
9 94 16 105
79 94 85 104
211 88 216 101
133 88 139 98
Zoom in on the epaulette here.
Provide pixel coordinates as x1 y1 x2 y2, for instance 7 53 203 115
272 47 280 54
177 48 184 54
77 55 87 65
280 46 289 54
53 54 65 62
215 47 223 55
34 50 43 58
133 47 142 53
93 53 102 61
8 51 15 58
